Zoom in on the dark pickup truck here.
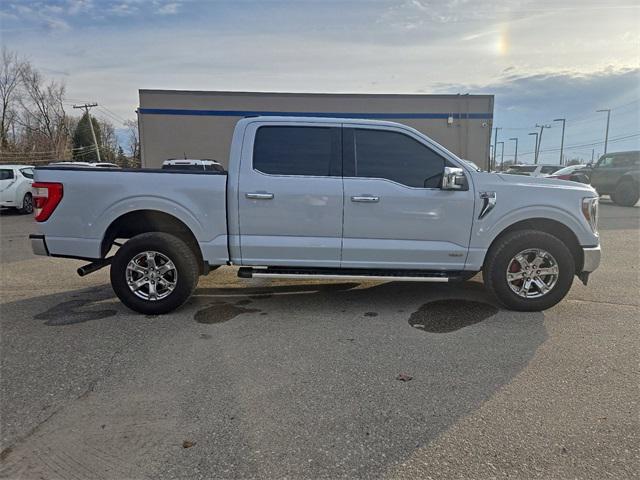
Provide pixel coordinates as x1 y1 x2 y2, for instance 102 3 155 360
583 150 640 206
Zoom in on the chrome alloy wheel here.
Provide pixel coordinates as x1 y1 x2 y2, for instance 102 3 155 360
125 251 177 301
506 248 559 299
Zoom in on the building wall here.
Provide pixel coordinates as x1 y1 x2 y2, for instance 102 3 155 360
138 90 494 169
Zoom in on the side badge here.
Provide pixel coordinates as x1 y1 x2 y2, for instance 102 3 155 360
479 191 497 219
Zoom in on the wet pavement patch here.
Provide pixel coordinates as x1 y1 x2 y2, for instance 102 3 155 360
408 299 498 333
195 302 259 324
35 289 117 326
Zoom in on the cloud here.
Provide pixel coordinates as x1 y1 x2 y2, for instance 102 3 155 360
156 2 180 15
44 17 71 32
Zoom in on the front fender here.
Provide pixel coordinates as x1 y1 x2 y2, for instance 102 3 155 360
473 204 595 248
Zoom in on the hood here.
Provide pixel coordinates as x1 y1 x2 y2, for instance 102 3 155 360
496 172 596 194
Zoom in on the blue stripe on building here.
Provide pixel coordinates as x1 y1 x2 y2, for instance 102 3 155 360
137 108 492 120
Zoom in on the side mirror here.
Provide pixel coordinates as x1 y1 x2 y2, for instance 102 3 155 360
442 166 468 190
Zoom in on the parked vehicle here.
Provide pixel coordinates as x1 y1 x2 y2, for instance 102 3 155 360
544 164 590 183
0 165 35 213
48 161 121 168
162 159 225 172
30 117 601 314
504 164 563 177
580 151 639 206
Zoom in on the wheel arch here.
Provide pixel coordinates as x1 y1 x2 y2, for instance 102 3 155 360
486 218 584 274
102 210 205 273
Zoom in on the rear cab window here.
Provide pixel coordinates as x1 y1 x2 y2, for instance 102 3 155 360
253 126 341 176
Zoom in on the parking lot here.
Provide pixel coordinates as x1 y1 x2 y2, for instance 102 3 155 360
0 200 638 479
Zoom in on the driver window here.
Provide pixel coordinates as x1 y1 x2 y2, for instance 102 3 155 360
352 128 445 188
597 156 613 168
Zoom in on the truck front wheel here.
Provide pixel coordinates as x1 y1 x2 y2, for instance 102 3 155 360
110 232 199 314
483 230 575 311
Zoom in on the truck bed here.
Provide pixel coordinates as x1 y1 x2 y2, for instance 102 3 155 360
32 167 229 264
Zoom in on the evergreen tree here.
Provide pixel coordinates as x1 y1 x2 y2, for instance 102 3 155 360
72 112 102 161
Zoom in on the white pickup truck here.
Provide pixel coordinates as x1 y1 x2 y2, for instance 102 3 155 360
30 117 601 314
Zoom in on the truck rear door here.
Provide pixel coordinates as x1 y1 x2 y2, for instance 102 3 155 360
237 121 343 267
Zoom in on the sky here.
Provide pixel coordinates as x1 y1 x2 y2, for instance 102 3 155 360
1 0 639 163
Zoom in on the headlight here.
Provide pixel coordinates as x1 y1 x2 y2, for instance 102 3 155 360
581 197 599 233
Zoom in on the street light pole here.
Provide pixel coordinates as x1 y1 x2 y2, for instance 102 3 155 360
596 109 611 155
497 141 505 171
509 137 518 165
528 132 538 163
553 118 566 165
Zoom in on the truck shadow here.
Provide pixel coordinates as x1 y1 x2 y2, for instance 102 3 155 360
5 280 546 479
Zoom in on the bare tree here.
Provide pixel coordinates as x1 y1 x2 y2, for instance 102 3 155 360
18 63 70 159
125 118 140 166
0 48 26 149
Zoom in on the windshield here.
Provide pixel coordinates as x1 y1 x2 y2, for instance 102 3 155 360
552 165 580 176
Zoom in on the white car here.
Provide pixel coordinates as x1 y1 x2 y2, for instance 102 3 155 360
504 164 563 177
0 165 35 214
162 159 225 172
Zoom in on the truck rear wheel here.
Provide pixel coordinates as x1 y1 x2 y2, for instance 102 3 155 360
110 232 199 314
483 230 575 311
611 180 639 207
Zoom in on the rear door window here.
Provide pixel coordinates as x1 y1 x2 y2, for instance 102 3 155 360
0 169 14 180
20 168 34 179
253 126 341 176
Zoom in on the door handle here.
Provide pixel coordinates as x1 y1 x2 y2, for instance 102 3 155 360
351 195 380 203
246 192 274 200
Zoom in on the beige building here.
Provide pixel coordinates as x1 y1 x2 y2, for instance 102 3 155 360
138 90 494 169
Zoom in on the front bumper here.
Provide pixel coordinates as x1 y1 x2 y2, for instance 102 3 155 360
30 234 49 256
582 245 601 272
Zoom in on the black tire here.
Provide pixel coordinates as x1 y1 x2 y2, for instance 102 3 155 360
483 230 575 311
110 232 199 314
612 180 639 207
18 193 33 214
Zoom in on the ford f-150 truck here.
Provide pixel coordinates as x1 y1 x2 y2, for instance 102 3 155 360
30 117 601 314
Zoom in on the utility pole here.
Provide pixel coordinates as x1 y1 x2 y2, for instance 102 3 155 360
73 103 101 162
492 127 501 172
553 118 566 165
497 141 505 171
509 137 518 165
534 124 550 164
528 132 539 163
596 109 611 155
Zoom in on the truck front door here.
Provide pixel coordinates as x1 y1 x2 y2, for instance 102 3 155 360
341 126 475 270
237 122 344 267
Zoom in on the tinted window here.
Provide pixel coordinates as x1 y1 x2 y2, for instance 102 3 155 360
205 164 225 172
0 169 14 180
20 168 34 179
253 126 339 176
541 166 560 174
351 129 445 188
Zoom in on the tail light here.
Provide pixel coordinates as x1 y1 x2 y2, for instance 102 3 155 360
32 182 63 222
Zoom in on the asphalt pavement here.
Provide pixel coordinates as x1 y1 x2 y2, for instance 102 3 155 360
0 200 638 479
